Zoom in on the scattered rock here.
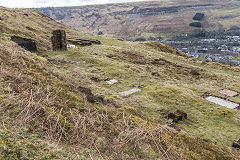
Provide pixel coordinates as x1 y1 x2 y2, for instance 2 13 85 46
167 110 187 122
11 36 37 52
168 124 181 131
189 22 202 28
106 55 114 58
104 78 111 81
98 31 103 35
67 44 77 48
138 85 147 88
151 72 160 76
193 13 205 21
166 119 174 123
203 139 211 143
190 70 200 76
106 79 118 85
221 110 228 116
201 92 212 98
91 77 101 82
117 38 124 41
232 139 240 149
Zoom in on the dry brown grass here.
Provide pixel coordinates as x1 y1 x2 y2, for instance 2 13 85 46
0 40 169 159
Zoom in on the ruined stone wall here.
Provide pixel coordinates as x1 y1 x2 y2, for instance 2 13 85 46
51 30 67 51
11 36 37 52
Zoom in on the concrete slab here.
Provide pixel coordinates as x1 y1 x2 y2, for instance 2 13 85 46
120 88 141 96
106 79 118 85
218 89 238 97
205 96 239 109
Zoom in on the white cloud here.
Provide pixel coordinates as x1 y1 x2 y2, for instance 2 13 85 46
0 0 145 8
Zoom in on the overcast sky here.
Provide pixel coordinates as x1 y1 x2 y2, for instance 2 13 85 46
0 0 145 8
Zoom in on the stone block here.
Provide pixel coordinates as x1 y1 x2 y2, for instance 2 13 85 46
120 88 141 96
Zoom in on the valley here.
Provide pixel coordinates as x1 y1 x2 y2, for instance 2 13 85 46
36 0 240 40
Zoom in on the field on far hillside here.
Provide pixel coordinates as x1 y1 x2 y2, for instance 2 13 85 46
37 0 240 40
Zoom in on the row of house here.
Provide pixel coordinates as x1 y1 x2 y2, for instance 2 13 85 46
161 36 240 66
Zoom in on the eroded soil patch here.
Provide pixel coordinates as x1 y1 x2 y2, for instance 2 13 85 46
78 86 121 108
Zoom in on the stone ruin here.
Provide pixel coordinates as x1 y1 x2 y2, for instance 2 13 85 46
11 36 37 52
168 110 187 122
68 38 101 46
51 30 67 51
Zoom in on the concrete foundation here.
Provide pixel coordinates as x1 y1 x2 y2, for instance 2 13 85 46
205 96 239 109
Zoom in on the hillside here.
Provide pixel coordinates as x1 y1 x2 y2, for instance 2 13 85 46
36 0 240 40
0 6 240 159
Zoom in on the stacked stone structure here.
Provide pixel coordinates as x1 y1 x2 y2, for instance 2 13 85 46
51 30 67 51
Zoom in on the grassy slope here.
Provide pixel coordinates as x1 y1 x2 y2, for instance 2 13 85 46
47 38 240 146
0 6 240 159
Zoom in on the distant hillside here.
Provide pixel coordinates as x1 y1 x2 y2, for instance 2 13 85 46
1 5 240 159
36 0 240 40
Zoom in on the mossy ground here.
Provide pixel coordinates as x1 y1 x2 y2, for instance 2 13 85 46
0 6 240 159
